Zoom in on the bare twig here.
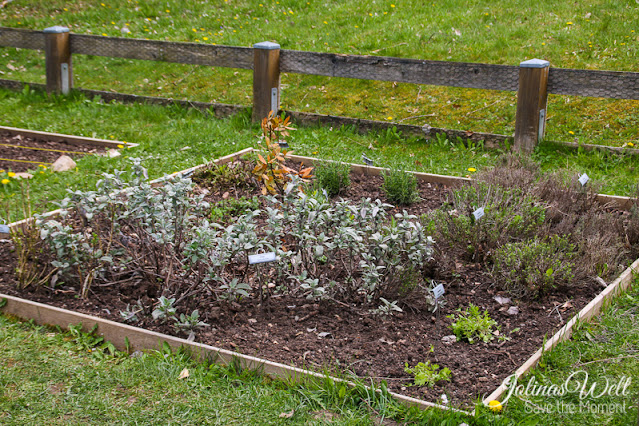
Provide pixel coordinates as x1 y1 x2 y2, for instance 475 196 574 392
464 99 502 117
370 42 408 54
397 113 436 123
575 353 639 367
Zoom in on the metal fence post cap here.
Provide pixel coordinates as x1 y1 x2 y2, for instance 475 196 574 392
520 58 550 68
43 26 70 34
253 41 280 50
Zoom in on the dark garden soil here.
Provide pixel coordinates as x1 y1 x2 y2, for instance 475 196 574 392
0 132 108 173
0 157 611 409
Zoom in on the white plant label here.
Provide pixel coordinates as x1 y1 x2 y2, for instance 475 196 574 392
578 173 590 186
0 224 9 234
432 283 445 300
473 207 485 221
248 252 277 265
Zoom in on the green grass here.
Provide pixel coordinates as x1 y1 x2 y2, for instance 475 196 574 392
1 86 638 222
498 277 639 425
1 0 638 146
0 315 378 424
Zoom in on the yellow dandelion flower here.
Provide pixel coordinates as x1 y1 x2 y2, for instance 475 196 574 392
387 116 393 120
8 172 16 178
542 42 546 45
102 33 108 36
566 21 573 25
628 142 635 147
1 179 9 185
117 144 124 149
488 400 502 412
468 167 477 172
166 9 170 12
323 20 328 24
63 8 68 11
203 37 208 40
391 4 396 7
0 169 4 173
568 131 575 135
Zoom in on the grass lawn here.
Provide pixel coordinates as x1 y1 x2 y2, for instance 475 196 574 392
1 0 638 146
1 86 637 223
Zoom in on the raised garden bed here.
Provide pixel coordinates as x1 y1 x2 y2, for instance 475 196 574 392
0 125 136 173
1 138 638 412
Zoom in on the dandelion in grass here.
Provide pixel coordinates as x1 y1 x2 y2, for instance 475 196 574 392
568 131 575 135
467 167 476 172
117 144 124 149
627 142 635 148
1 179 9 185
8 172 16 178
566 21 573 25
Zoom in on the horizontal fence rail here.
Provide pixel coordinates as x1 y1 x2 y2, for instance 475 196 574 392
0 26 45 50
548 67 639 100
279 50 520 91
71 34 254 69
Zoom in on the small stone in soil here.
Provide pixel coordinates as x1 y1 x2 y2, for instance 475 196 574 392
441 335 457 345
507 306 520 316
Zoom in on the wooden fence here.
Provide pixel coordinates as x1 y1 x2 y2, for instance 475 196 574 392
1 26 638 151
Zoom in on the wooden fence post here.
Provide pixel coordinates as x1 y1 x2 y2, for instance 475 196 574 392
514 59 550 153
43 26 72 95
252 41 280 122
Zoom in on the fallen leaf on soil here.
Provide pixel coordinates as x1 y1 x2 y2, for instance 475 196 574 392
560 301 573 311
178 368 189 379
494 295 511 305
